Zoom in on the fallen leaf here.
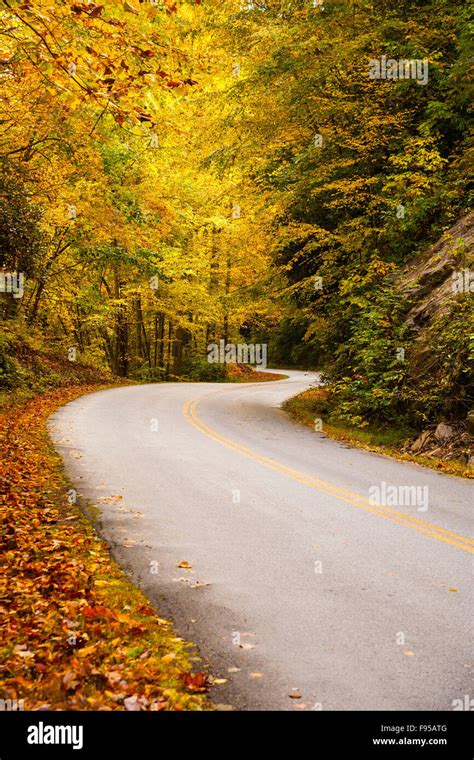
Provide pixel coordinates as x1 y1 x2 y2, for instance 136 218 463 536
14 645 34 658
62 671 80 691
184 672 208 692
124 695 141 711
123 2 139 15
106 671 123 685
77 644 97 658
116 612 140 626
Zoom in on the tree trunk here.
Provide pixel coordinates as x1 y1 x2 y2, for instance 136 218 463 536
223 250 231 345
114 265 128 377
158 313 165 367
166 320 172 379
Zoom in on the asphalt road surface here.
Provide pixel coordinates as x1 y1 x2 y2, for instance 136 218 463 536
48 371 473 711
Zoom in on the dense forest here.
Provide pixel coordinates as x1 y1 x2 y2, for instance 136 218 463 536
1 0 473 721
1 0 472 432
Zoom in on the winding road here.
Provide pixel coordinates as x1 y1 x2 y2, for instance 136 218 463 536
48 371 473 711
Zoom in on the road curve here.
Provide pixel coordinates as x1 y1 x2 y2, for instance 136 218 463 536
48 371 473 711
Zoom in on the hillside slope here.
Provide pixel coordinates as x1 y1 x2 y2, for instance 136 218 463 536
284 212 473 473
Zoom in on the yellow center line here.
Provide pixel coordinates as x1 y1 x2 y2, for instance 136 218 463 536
182 390 474 554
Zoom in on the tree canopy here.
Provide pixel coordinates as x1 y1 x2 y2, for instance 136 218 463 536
1 0 472 424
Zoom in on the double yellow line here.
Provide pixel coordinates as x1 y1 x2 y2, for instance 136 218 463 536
183 390 474 554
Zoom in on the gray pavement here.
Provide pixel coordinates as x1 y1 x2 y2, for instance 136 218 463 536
48 371 473 711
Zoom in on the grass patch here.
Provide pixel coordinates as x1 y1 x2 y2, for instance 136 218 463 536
283 387 473 479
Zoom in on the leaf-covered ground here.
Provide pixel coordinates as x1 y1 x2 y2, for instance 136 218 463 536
0 386 211 711
227 364 288 383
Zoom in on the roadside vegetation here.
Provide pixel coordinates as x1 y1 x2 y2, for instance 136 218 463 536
283 387 473 479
